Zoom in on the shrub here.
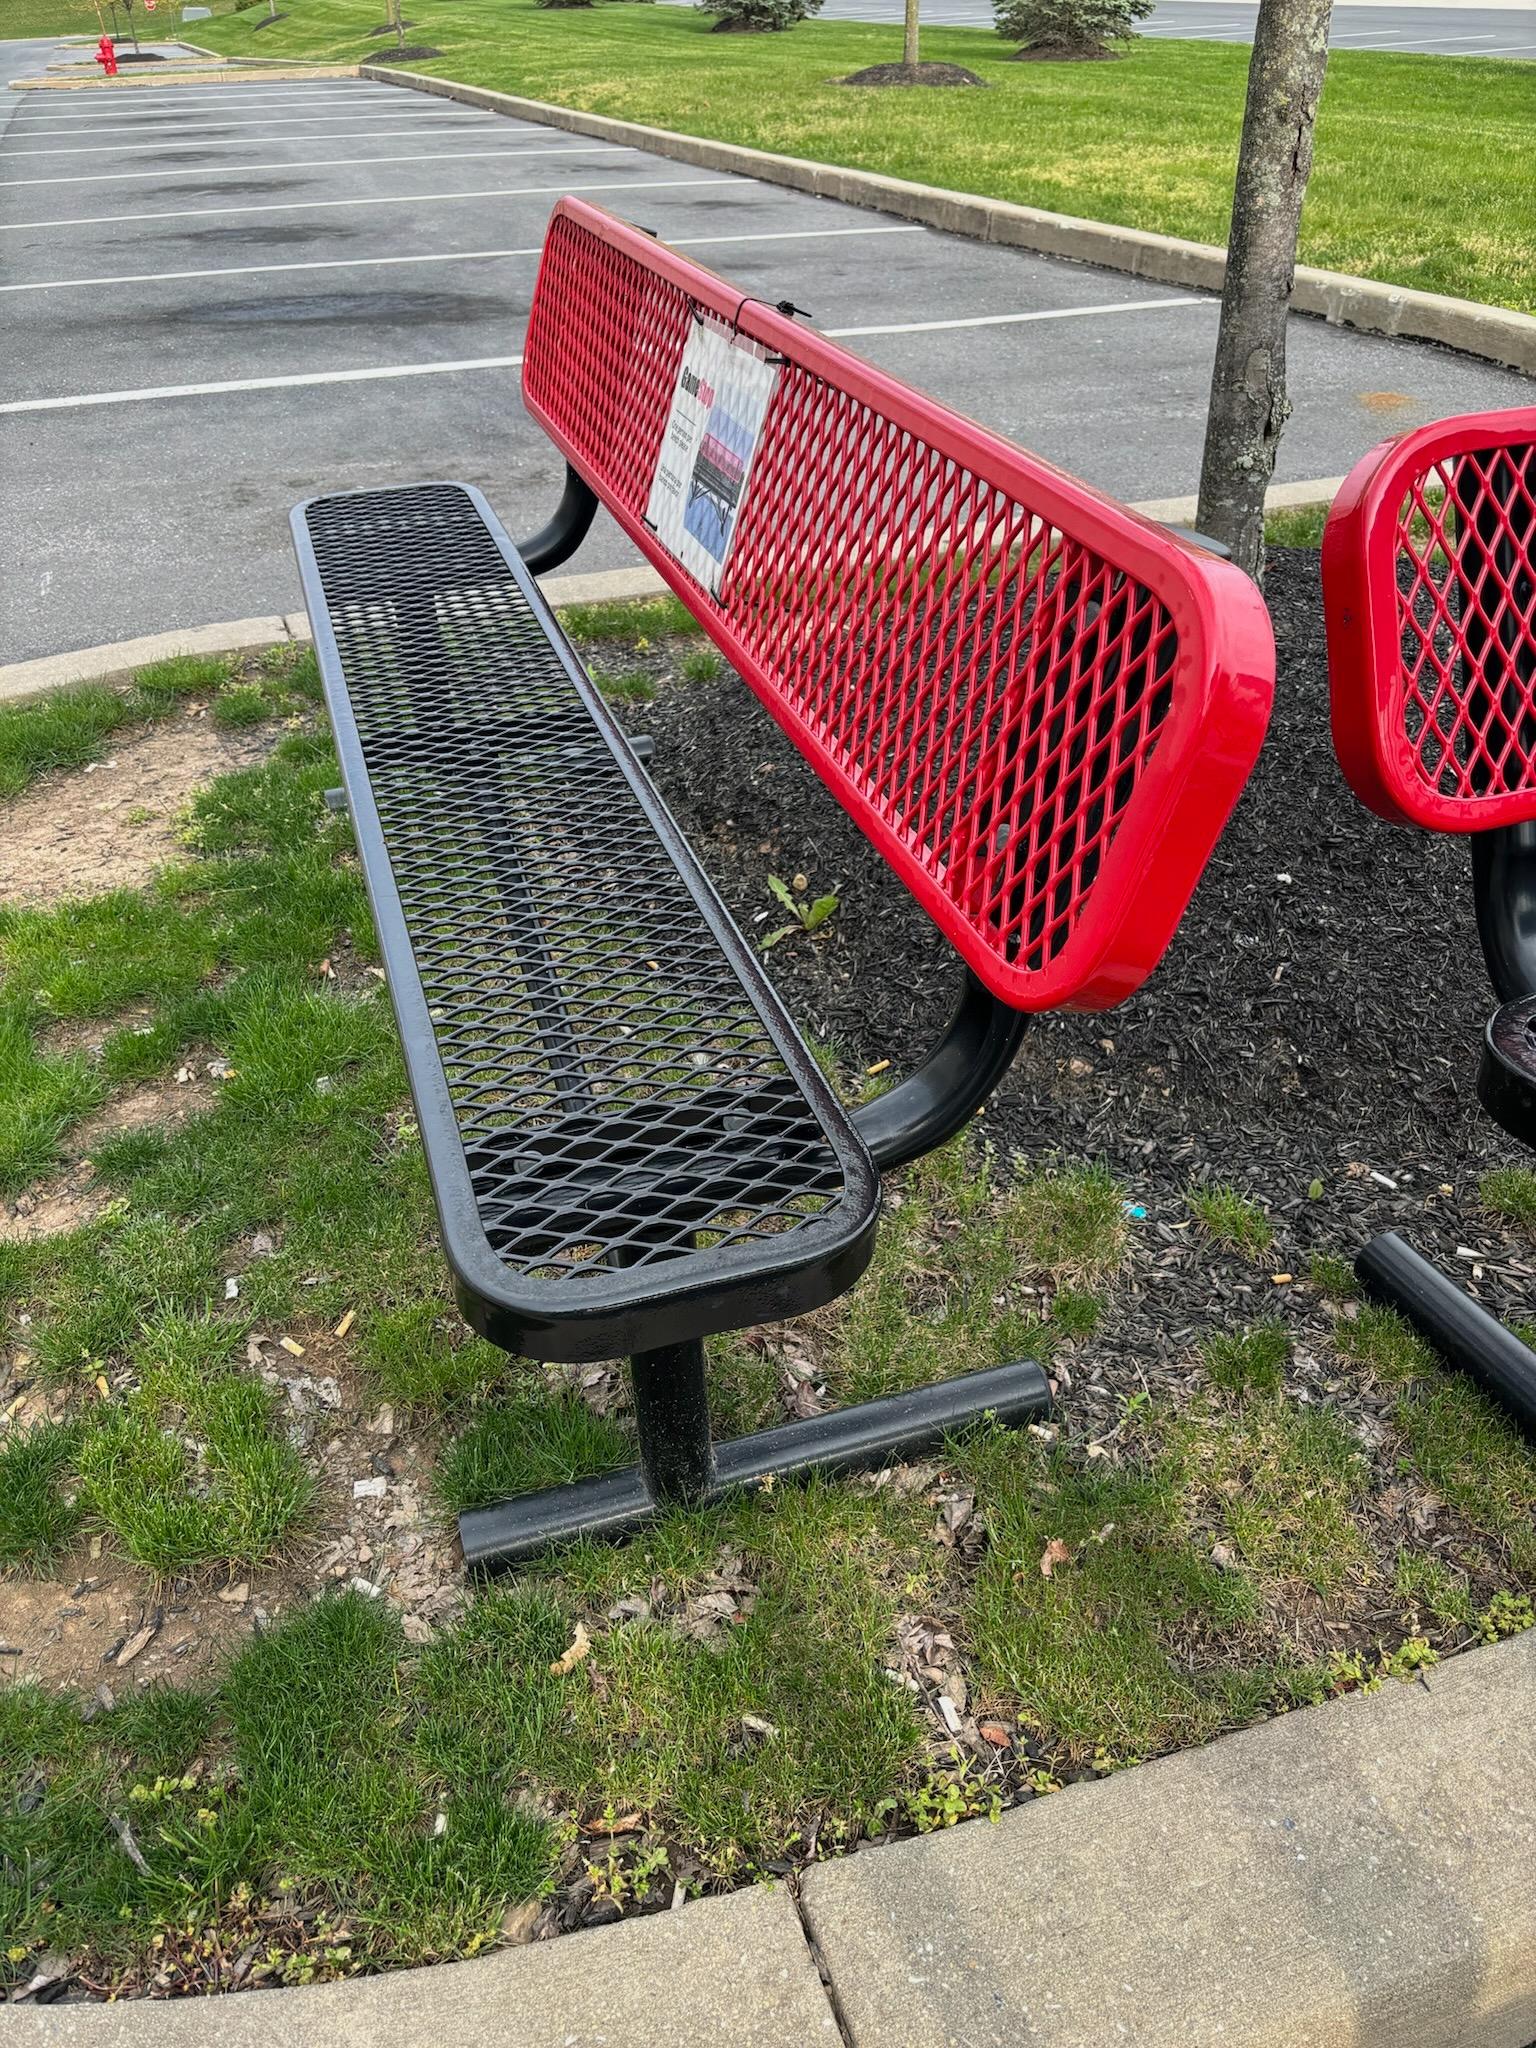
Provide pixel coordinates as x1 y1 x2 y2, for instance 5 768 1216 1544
994 0 1151 56
699 0 823 31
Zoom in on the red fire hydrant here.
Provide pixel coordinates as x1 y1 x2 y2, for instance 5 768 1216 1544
96 33 118 75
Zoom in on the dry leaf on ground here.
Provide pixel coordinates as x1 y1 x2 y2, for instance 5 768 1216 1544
549 1622 592 1676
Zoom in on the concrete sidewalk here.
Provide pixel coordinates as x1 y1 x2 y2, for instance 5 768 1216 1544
9 1629 1536 2046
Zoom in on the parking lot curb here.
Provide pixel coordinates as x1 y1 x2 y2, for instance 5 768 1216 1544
801 1628 1536 2048
5 1637 1533 2040
0 615 301 707
0 570 668 707
361 65 1536 377
2 1880 838 2046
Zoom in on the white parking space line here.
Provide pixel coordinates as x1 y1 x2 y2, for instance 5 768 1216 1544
0 173 737 234
1334 26 1498 38
5 93 421 122
0 222 926 294
0 299 1205 415
23 84 401 100
6 114 502 139
0 355 527 415
13 87 406 106
2 123 506 155
826 298 1203 338
0 143 613 187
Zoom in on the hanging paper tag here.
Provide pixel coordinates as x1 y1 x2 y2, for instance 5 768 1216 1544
645 317 779 597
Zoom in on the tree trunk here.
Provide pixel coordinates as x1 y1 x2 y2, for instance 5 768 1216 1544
1195 0 1332 580
903 0 920 69
392 0 405 46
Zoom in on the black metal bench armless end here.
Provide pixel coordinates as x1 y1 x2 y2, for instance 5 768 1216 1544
294 204 1274 1572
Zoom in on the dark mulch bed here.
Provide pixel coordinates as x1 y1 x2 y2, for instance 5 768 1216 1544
623 549 1535 1395
841 60 987 86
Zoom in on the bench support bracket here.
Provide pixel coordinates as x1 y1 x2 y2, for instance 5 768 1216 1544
518 463 600 577
458 1355 1050 1573
852 969 1029 1172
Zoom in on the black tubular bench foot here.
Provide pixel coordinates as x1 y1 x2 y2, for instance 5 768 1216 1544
459 1357 1052 1573
1478 993 1536 1151
1356 1231 1536 1438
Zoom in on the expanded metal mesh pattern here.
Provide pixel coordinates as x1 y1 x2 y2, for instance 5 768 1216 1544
303 484 857 1286
1325 412 1536 832
523 207 1189 1002
1389 443 1536 805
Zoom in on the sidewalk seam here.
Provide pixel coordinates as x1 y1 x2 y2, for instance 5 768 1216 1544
787 1877 856 2048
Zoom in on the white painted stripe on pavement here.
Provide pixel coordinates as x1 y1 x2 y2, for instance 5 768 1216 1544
5 112 510 138
0 122 506 155
0 173 736 234
17 82 396 98
0 353 527 415
3 97 421 125
0 223 925 294
0 142 613 187
9 91 407 115
1333 26 1499 37
0 293 1210 414
824 298 1204 338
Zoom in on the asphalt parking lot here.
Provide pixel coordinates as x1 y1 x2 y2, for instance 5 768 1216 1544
814 0 1536 56
2 45 1532 663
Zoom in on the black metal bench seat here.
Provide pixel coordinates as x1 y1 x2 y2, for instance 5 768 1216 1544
295 481 1052 1565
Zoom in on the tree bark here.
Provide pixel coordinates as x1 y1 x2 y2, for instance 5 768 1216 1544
903 0 920 69
1195 0 1332 580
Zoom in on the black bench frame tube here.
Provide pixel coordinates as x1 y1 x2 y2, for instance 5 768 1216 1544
1356 1231 1536 1439
460 1357 1051 1570
519 464 600 576
851 969 1029 1172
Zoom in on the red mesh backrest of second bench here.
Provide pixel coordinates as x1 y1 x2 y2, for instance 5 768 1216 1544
523 200 1275 1013
1324 408 1536 832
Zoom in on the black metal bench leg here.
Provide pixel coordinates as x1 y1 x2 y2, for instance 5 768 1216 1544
456 1355 1051 1574
631 1340 715 1504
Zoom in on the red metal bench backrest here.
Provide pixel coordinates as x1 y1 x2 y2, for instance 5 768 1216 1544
523 199 1275 1013
1323 407 1536 833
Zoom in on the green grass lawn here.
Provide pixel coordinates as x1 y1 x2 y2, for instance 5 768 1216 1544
1 0 100 36
138 0 1536 314
4 618 1536 1996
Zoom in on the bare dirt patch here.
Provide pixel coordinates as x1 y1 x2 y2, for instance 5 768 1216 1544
0 711 279 908
0 1551 313 1696
37 1006 156 1062
0 1329 463 1695
0 1067 221 1246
